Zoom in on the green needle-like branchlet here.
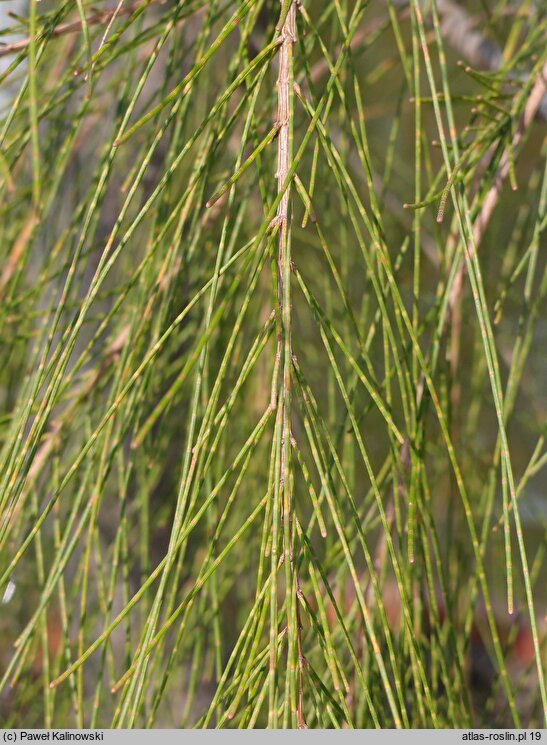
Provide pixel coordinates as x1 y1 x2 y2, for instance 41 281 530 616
0 0 545 729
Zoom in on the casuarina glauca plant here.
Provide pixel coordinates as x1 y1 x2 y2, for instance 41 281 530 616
0 0 546 729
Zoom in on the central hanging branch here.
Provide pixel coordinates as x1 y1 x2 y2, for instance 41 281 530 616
275 0 296 447
269 0 304 729
271 0 296 527
275 0 296 484
274 0 296 241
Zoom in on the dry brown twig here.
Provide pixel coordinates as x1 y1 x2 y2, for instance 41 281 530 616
0 0 167 59
447 61 547 409
472 63 547 245
418 0 547 121
0 323 130 552
307 0 546 123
